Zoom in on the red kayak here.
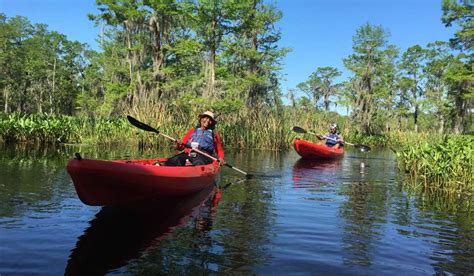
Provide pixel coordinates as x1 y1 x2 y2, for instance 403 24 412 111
293 139 344 160
67 157 220 206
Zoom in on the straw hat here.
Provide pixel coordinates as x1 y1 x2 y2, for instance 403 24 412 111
198 111 217 124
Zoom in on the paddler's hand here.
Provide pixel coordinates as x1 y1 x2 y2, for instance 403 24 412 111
175 139 185 150
316 134 323 140
218 158 225 165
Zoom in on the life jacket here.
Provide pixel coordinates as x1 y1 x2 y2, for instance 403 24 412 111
188 128 215 154
326 133 339 147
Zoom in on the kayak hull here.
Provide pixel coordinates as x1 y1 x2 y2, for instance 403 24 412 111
67 158 220 206
293 139 344 160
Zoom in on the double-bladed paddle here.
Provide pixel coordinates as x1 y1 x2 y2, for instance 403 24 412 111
127 115 252 178
292 126 371 152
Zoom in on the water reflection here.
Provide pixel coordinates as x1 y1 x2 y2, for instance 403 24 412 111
65 185 220 275
338 153 391 268
339 181 386 267
292 158 342 189
1 144 473 275
0 143 72 219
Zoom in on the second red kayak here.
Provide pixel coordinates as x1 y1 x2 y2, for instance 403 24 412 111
293 139 344 160
67 157 220 206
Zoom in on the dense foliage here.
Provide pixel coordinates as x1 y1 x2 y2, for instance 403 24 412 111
1 1 472 135
395 135 473 196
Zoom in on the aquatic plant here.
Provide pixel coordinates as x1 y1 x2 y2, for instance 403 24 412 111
395 135 473 196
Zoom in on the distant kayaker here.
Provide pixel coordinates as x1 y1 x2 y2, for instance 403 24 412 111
164 111 225 166
315 123 344 148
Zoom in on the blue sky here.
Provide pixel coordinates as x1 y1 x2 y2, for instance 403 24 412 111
1 0 455 103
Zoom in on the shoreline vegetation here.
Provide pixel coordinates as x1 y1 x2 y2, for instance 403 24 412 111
1 112 472 199
1 0 472 197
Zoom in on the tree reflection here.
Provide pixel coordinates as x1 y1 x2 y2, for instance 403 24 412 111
0 143 69 218
338 158 390 267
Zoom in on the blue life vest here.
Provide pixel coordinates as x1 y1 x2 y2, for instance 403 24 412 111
188 128 215 154
326 133 339 147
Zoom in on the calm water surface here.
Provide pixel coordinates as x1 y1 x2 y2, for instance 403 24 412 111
0 144 473 275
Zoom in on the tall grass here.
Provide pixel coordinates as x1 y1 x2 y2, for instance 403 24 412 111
2 109 473 200
118 105 354 150
0 109 452 151
1 109 346 148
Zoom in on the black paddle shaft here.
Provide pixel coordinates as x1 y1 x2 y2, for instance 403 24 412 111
127 115 252 178
292 126 371 152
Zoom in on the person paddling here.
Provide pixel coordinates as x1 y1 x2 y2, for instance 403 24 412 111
315 123 344 149
164 111 225 166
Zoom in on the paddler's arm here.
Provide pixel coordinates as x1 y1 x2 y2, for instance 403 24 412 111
337 134 344 145
176 128 194 150
214 131 225 164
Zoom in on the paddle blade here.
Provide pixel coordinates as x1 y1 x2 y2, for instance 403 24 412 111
127 115 160 134
355 144 371 152
292 126 307 134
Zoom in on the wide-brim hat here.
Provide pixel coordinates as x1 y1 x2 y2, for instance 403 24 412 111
198 111 217 124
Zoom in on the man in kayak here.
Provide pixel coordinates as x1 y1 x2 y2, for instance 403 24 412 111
164 111 225 166
316 123 344 148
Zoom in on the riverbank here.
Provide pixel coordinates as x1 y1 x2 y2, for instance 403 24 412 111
1 112 472 197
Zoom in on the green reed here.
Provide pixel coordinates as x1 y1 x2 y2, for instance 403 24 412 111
395 135 473 196
1 106 356 150
126 104 352 150
2 110 472 203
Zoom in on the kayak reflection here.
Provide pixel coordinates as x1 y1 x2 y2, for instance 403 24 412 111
65 185 221 276
292 158 342 189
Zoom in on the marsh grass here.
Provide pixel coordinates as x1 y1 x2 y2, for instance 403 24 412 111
1 109 473 198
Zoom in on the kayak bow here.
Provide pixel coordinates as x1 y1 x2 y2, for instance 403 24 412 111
67 157 220 206
293 139 344 160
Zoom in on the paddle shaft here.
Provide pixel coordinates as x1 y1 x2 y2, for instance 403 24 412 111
127 116 250 177
156 132 248 175
322 135 354 146
307 130 351 145
184 141 248 176
292 126 370 151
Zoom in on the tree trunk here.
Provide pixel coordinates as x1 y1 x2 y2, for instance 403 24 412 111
247 0 259 106
414 104 418 132
39 89 43 113
324 93 330 111
204 37 216 98
20 82 28 113
452 90 466 134
50 57 56 114
3 87 8 113
412 75 418 132
149 13 165 81
438 117 444 134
